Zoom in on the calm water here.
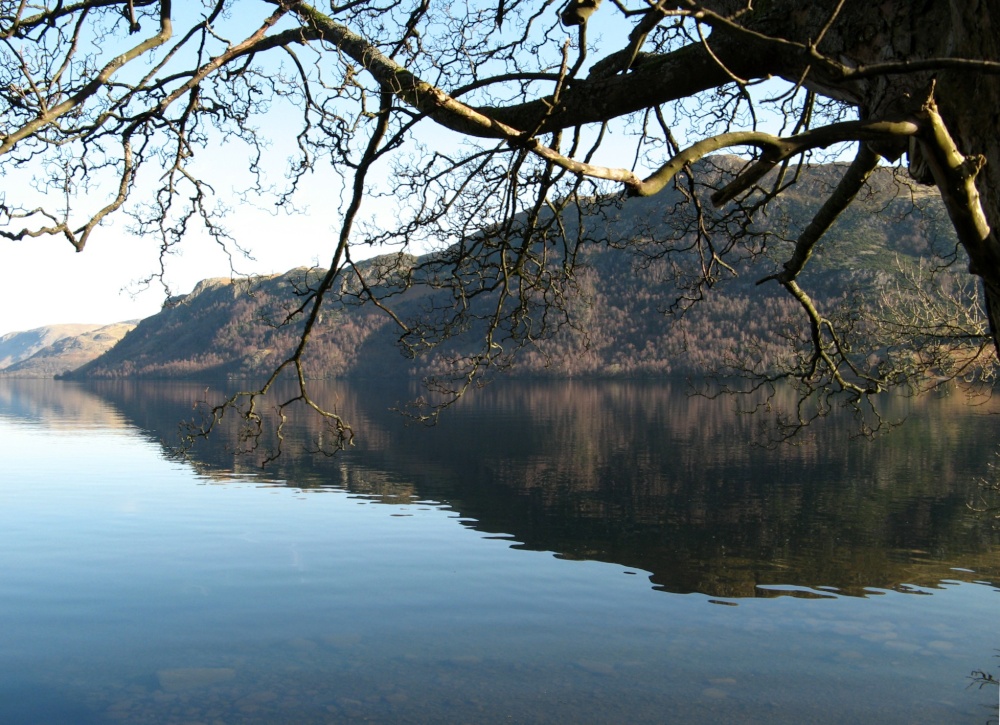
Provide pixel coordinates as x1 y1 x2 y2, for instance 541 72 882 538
0 378 998 724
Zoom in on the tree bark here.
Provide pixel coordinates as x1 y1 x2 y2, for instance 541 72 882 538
819 0 1000 355
698 0 1000 354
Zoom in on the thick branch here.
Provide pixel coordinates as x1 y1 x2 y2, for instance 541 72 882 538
623 119 915 201
915 98 995 275
757 143 881 285
294 3 765 136
914 95 1000 357
707 120 918 206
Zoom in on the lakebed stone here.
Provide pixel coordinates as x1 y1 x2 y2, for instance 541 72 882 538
156 668 236 692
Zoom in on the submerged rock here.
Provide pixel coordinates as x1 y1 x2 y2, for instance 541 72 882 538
156 667 235 692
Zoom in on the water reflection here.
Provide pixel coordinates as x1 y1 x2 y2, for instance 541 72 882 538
0 376 130 430
2 379 999 724
12 377 997 600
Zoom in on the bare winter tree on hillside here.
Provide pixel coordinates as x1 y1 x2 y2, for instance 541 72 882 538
2 0 999 449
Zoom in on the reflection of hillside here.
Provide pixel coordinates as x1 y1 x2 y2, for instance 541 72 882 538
74 379 414 490
0 380 131 431
58 379 1000 598
373 382 1000 598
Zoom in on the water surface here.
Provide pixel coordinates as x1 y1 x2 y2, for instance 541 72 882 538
0 379 997 723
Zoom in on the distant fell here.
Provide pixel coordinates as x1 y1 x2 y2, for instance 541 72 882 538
0 324 103 368
1 322 137 378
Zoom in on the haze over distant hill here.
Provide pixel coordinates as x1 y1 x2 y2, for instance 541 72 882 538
0 324 100 369
0 323 137 378
64 160 962 382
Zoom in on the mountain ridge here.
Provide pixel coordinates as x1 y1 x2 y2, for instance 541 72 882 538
56 159 969 381
0 322 137 377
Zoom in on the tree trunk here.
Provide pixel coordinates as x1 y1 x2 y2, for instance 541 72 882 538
774 0 1000 354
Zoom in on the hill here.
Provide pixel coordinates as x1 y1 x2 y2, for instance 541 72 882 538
67 159 964 381
0 324 105 369
0 322 137 378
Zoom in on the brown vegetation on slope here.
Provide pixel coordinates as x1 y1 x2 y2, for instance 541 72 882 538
70 163 968 383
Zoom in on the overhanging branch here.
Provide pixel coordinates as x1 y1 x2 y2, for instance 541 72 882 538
757 143 881 286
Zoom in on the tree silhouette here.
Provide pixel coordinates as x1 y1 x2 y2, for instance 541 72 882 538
3 0 999 445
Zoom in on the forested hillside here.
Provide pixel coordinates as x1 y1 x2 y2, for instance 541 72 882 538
69 160 966 382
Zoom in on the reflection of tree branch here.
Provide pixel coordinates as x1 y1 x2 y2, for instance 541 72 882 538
968 668 998 687
183 62 403 464
968 650 999 692
971 461 1000 520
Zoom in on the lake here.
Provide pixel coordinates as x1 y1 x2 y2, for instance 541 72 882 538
1 378 997 724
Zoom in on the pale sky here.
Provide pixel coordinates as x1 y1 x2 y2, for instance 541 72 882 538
0 210 352 336
0 115 645 337
0 88 396 337
0 183 362 336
